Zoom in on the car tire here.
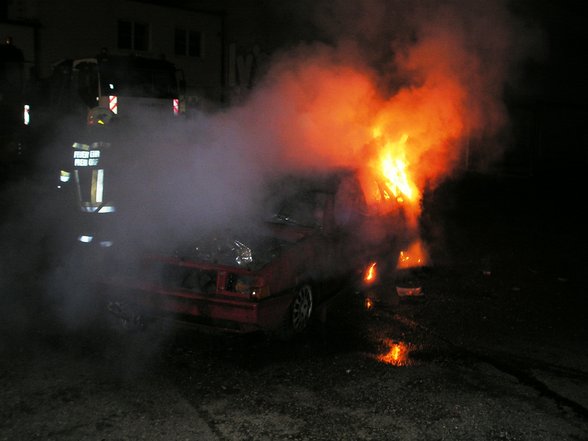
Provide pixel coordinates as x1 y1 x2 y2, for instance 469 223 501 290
276 283 314 340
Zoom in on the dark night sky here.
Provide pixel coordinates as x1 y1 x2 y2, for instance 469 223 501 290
508 0 588 102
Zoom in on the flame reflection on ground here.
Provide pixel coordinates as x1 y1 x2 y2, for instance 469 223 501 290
376 339 416 367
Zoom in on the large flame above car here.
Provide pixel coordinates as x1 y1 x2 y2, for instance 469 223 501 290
365 130 419 205
251 48 470 220
231 24 510 270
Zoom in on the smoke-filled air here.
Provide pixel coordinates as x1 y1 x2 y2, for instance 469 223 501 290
115 0 541 250
0 0 543 332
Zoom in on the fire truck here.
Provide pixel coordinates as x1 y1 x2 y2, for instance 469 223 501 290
52 52 186 249
48 51 185 123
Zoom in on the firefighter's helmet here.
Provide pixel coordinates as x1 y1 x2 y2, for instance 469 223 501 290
87 106 115 126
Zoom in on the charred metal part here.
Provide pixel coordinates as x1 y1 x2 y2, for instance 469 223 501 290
107 301 145 330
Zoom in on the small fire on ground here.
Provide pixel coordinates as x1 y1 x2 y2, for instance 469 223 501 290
376 339 414 367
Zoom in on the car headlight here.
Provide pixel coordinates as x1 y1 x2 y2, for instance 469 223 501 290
233 240 253 266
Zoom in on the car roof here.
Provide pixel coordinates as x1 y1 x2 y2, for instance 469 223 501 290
269 168 360 194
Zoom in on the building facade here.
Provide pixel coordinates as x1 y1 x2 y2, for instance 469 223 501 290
1 0 230 106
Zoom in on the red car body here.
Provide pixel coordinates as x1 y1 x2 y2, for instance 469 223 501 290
100 169 413 339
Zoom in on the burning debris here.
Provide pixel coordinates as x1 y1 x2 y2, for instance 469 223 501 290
376 339 415 367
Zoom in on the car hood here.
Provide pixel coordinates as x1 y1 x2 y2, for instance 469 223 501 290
174 222 315 271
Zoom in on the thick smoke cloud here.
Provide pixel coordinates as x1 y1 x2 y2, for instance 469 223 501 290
0 0 544 334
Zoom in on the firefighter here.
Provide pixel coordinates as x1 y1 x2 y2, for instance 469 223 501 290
59 105 119 249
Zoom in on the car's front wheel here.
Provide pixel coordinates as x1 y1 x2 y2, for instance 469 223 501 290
292 284 313 332
277 283 314 340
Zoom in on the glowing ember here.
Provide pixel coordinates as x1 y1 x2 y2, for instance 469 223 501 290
377 339 411 366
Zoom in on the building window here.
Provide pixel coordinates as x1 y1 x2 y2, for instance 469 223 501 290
174 28 201 57
118 20 150 51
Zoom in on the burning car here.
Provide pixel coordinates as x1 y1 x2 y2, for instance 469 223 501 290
100 168 419 339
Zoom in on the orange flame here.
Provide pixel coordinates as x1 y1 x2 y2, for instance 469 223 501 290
363 261 377 283
369 131 420 206
397 239 430 269
243 40 482 249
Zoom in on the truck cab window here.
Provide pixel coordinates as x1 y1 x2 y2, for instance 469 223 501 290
75 63 99 108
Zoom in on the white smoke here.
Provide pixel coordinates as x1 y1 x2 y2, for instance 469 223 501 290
0 0 545 336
